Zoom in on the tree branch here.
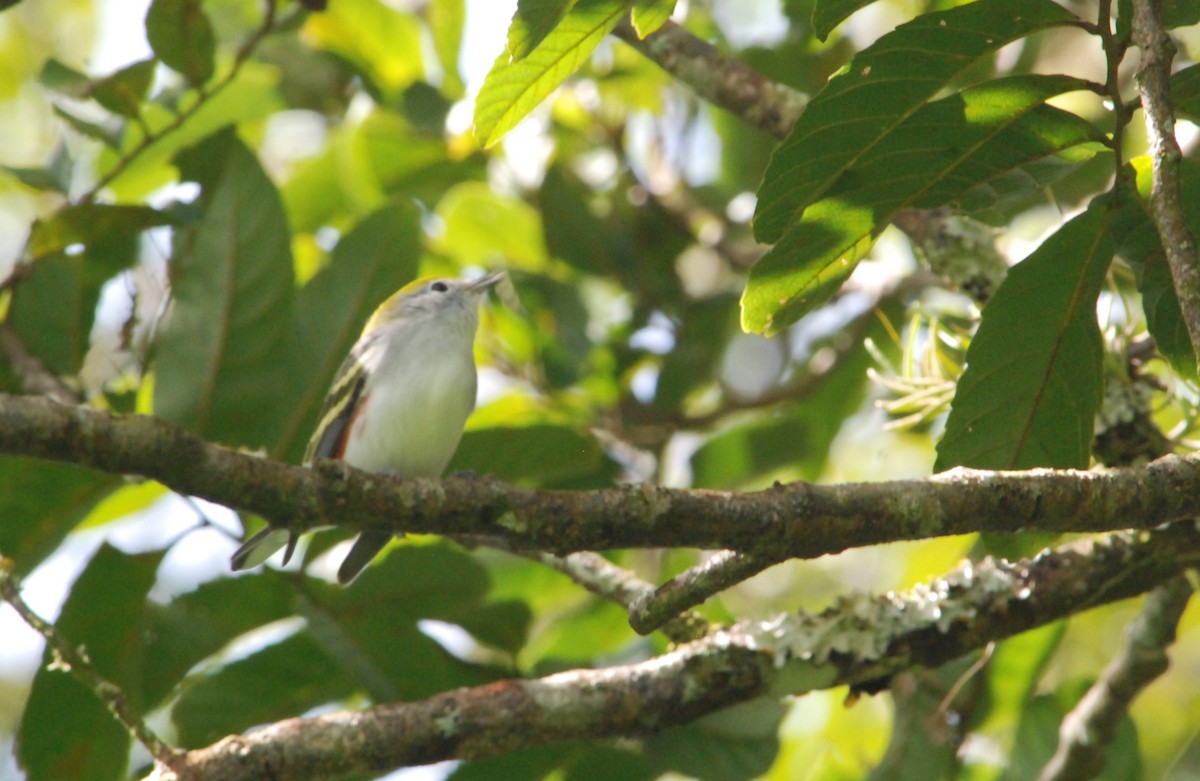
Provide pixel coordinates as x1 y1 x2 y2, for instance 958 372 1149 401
144 524 1200 781
3 393 1200 570
1038 574 1194 781
1132 0 1200 368
612 20 807 141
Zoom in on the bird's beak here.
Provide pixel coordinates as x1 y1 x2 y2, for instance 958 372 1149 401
466 270 506 294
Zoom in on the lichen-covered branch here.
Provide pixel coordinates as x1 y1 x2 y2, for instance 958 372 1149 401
144 525 1200 781
612 19 806 141
1038 575 1194 781
3 393 1200 568
1132 0 1200 368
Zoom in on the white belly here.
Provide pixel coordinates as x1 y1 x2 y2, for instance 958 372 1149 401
341 338 477 477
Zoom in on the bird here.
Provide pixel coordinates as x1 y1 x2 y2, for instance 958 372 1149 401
231 270 505 584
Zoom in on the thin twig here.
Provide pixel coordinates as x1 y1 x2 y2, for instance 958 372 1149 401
462 536 709 642
80 0 282 204
0 556 184 769
1132 0 1200 368
1038 575 1194 781
0 323 80 404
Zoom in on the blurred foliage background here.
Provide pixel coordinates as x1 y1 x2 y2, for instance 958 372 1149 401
0 0 1199 779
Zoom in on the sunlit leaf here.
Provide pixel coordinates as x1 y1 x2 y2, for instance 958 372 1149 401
429 0 467 97
474 0 631 147
631 0 674 37
303 0 425 100
508 0 576 60
935 201 1114 470
435 181 549 269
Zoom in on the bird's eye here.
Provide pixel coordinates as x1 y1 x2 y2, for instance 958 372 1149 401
431 281 449 293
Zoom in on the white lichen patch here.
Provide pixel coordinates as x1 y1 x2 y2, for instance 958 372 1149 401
754 558 1024 668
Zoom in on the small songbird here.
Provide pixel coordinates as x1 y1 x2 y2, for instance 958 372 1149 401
231 271 505 584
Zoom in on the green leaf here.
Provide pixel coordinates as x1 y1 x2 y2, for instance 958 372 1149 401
1114 158 1200 381
744 74 1101 334
17 545 163 781
435 181 549 269
26 204 173 261
811 0 875 40
1171 63 1200 122
450 424 615 487
692 299 900 488
89 59 156 118
935 201 1114 470
99 63 284 201
646 699 786 781
508 0 576 60
9 229 142 376
272 203 422 462
754 0 1079 243
0 458 118 575
53 104 125 149
38 58 91 97
145 0 215 85
429 0 467 97
153 128 294 449
474 0 631 147
141 571 300 706
630 0 674 37
303 0 425 100
172 629 354 747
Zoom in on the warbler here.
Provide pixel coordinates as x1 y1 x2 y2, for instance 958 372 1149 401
231 270 505 584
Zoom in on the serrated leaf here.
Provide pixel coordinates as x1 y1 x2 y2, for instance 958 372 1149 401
753 0 1079 244
474 0 630 147
631 0 673 37
272 203 422 463
17 545 162 781
153 129 293 448
935 202 1114 470
145 0 215 85
89 59 156 118
743 74 1102 334
811 0 875 40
